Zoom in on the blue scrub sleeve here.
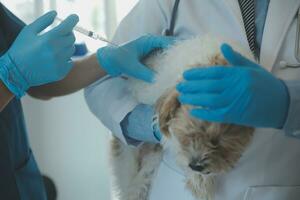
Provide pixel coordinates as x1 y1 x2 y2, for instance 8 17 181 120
0 3 25 44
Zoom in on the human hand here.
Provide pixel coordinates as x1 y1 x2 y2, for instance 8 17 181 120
177 44 290 128
1 11 78 97
97 35 175 83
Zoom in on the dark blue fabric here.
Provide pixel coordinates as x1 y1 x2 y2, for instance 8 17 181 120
0 3 46 200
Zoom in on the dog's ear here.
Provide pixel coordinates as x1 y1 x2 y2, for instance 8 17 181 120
155 88 181 138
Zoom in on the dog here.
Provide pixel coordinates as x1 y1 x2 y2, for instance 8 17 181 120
110 35 255 200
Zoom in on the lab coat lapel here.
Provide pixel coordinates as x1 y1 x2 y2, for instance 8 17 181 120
260 0 300 71
224 0 251 52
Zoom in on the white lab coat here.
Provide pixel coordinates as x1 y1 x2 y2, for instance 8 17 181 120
85 0 300 199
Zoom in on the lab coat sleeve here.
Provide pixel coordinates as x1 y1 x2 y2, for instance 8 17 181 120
84 0 171 144
282 80 300 137
84 77 139 144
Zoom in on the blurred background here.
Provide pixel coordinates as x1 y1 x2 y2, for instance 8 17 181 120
1 0 138 200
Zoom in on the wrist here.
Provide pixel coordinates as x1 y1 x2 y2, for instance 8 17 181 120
96 46 120 77
0 53 28 98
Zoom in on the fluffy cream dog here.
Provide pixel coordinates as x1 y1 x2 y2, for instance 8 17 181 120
110 35 255 200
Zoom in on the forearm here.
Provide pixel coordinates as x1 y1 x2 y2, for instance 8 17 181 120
28 54 106 99
0 80 14 111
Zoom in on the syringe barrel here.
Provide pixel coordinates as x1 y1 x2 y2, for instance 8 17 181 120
73 26 90 36
56 17 113 42
74 26 98 39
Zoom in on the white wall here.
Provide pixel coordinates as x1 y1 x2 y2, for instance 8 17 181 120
22 91 112 200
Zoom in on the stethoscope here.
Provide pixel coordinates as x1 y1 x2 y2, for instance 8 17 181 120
166 0 300 69
279 7 300 69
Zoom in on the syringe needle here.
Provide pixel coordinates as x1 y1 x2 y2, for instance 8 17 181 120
55 17 134 56
55 17 118 46
94 34 120 47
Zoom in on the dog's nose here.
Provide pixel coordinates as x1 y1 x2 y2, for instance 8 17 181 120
189 161 205 172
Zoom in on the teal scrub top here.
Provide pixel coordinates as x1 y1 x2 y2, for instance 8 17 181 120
0 3 47 200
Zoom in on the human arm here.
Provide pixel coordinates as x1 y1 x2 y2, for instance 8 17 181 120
28 34 174 99
28 54 105 99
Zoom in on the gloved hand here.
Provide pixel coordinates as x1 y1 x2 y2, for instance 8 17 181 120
0 11 78 97
97 35 175 83
121 104 161 143
177 44 290 128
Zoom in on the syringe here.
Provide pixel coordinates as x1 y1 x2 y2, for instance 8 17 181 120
55 17 119 47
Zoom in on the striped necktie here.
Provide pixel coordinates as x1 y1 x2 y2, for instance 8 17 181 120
238 0 256 57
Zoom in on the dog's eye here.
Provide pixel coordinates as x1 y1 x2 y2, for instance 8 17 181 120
210 138 219 147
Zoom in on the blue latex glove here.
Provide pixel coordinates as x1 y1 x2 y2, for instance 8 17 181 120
97 35 175 83
177 44 290 128
0 11 78 97
121 104 161 144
